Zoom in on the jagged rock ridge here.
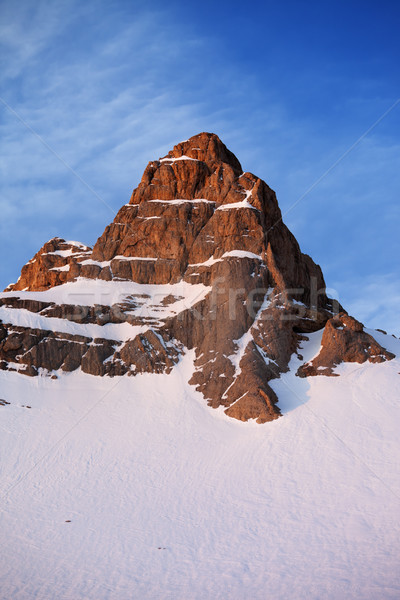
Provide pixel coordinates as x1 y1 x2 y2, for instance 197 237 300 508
1 133 395 422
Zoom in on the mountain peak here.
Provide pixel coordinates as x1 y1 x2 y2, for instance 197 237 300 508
1 133 395 423
159 132 243 175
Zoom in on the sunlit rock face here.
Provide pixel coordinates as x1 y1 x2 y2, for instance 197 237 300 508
1 133 394 422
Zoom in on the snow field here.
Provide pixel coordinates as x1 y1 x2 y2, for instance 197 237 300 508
0 334 399 599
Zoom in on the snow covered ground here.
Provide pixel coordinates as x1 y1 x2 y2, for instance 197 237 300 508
0 279 211 343
0 331 399 599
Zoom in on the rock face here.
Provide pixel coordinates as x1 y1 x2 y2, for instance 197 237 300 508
297 313 395 377
1 132 395 423
7 238 91 291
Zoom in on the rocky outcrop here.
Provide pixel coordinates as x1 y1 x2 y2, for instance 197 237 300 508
297 313 395 377
1 132 395 423
0 320 181 378
7 238 91 292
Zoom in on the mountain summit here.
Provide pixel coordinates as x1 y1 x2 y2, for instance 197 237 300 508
0 133 394 422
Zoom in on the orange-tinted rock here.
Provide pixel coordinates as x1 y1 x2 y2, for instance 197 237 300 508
7 238 91 292
297 313 395 377
1 133 395 423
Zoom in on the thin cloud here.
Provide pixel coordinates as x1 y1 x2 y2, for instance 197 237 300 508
339 274 400 336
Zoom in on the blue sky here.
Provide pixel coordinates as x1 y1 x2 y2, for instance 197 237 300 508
1 0 399 334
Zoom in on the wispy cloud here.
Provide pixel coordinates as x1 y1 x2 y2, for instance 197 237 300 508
337 274 400 336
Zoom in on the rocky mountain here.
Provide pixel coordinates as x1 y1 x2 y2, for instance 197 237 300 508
0 132 395 422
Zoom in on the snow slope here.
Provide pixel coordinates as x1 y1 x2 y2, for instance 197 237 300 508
0 332 399 599
0 279 211 343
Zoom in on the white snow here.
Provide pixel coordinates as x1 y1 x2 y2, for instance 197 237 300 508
216 199 258 211
190 250 263 268
216 188 259 212
139 216 162 220
112 256 157 261
0 278 210 312
159 155 199 163
0 333 399 599
45 247 90 258
79 259 111 268
80 256 158 269
50 264 71 272
0 279 211 341
0 305 147 341
64 240 90 249
148 198 215 205
222 250 262 261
